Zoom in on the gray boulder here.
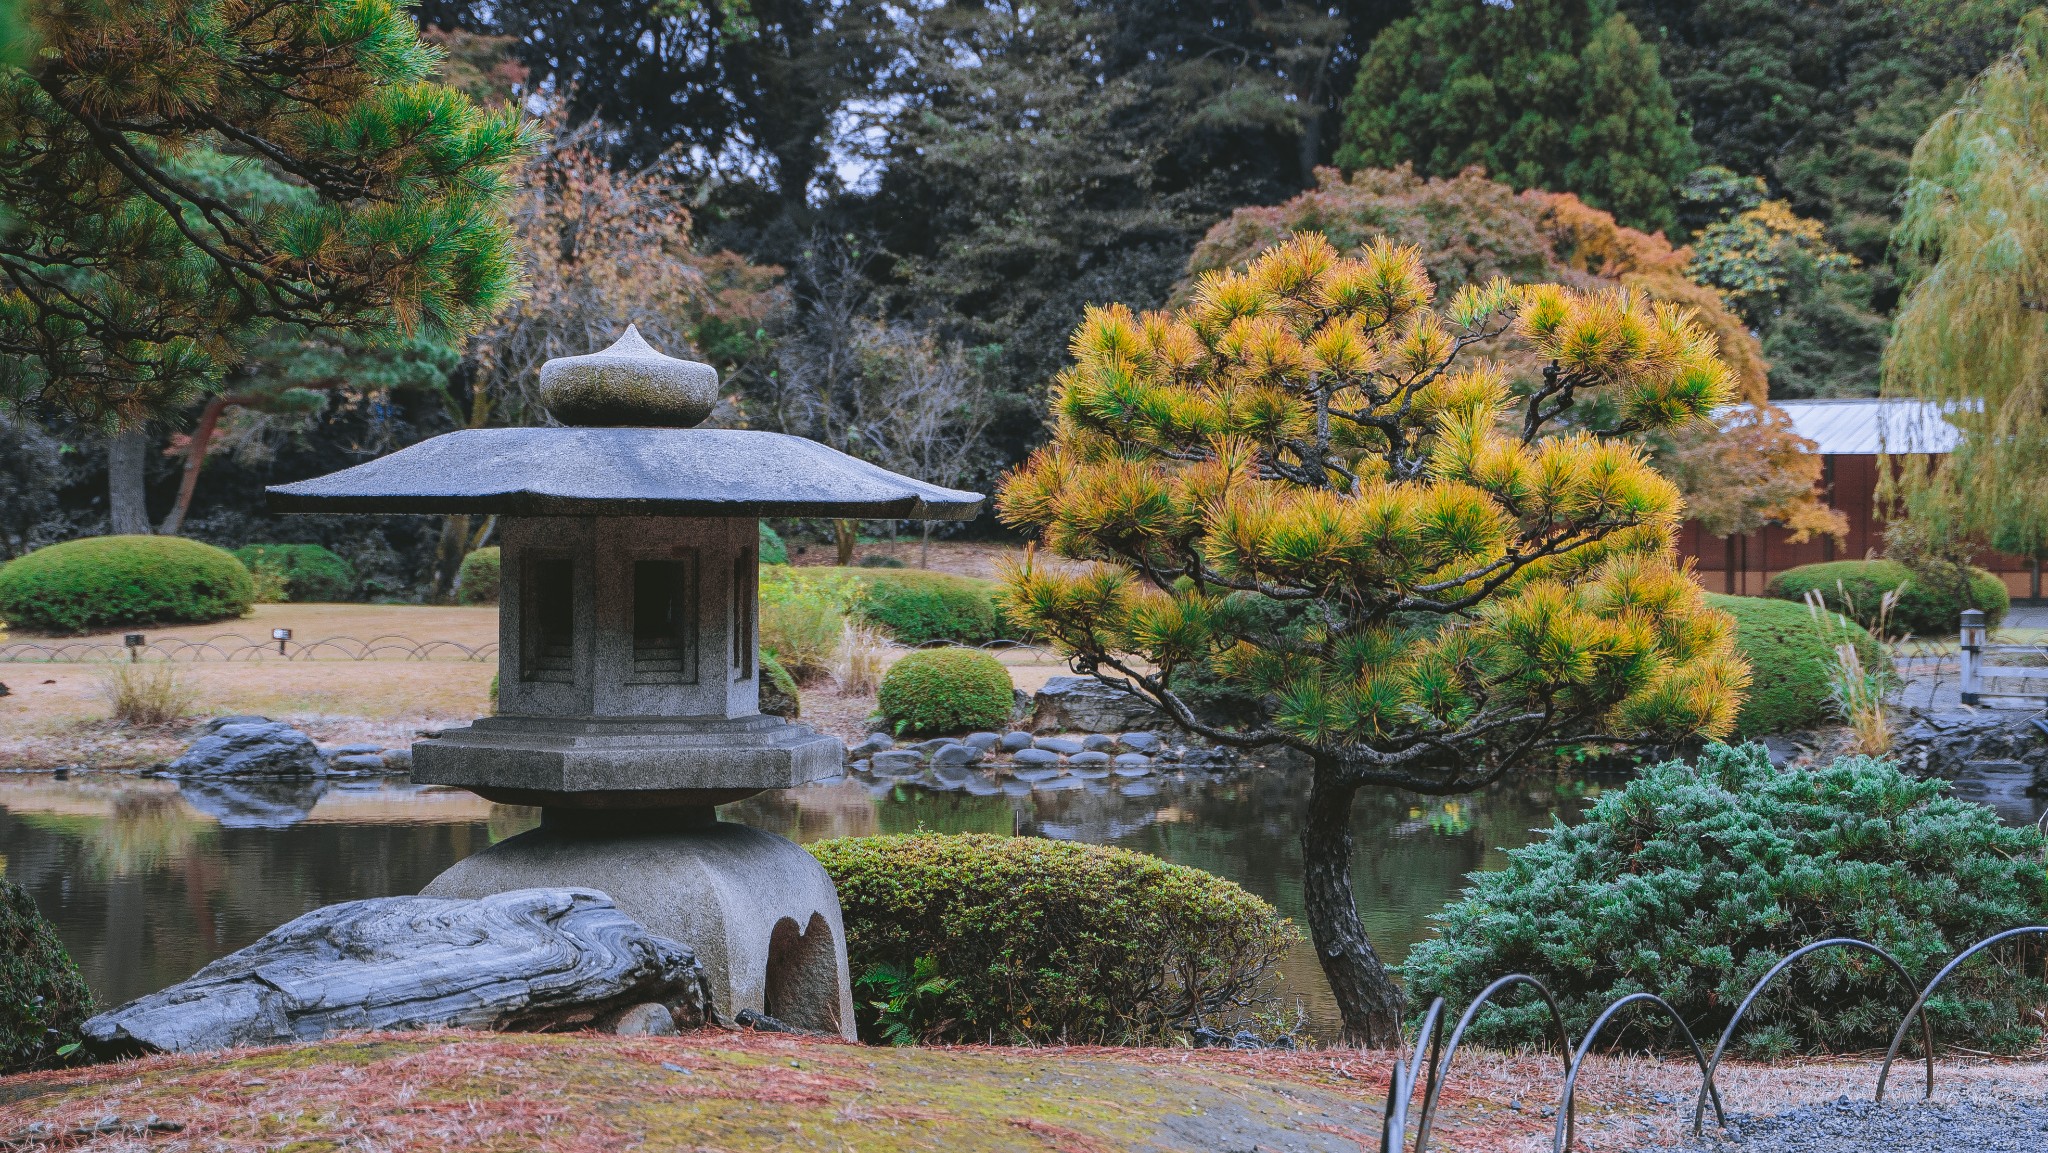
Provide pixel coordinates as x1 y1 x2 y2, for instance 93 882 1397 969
870 749 925 776
1031 676 1165 734
1011 748 1061 768
82 888 709 1056
1081 734 1118 752
1116 732 1163 754
169 721 327 778
1069 750 1111 767
998 731 1035 752
1035 736 1085 756
848 733 893 759
1894 710 2048 819
930 743 982 767
963 732 1002 752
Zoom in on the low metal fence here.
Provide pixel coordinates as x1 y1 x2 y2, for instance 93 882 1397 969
1376 925 2048 1152
0 634 497 663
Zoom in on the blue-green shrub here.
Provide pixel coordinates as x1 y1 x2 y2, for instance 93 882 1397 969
758 522 789 565
1402 744 2048 1055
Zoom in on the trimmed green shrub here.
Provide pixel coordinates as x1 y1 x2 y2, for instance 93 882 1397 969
1709 593 1888 737
232 544 355 602
810 833 1298 1044
0 880 93 1072
759 650 801 719
850 569 1010 645
456 547 501 605
1403 744 2048 1056
1767 559 2009 636
0 535 255 634
878 648 1013 735
758 522 789 566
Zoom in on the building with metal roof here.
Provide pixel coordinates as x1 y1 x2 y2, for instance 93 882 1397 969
1678 398 2040 602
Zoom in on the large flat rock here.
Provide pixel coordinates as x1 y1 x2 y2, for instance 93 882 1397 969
81 889 709 1056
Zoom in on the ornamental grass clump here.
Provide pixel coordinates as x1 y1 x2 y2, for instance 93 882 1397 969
811 833 1298 1045
996 231 1748 1043
1402 743 2048 1057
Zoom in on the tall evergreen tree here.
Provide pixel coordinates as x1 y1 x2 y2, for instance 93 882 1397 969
0 0 535 427
1338 0 1695 234
1618 0 2028 262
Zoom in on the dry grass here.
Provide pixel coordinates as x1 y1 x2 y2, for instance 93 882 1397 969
94 661 196 727
833 621 889 696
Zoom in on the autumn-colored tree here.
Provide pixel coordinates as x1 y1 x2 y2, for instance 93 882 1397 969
1187 166 1845 543
997 233 1750 1044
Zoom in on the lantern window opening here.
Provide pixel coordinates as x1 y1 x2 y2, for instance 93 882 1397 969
523 554 577 684
628 552 699 686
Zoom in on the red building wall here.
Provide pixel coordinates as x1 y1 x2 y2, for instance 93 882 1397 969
1677 453 2042 600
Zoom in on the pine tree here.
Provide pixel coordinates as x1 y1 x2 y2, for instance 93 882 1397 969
1337 0 1695 234
1883 10 2048 561
0 0 536 426
997 233 1749 1043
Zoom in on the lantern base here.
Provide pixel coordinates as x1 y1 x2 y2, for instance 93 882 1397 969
422 819 856 1039
412 713 843 809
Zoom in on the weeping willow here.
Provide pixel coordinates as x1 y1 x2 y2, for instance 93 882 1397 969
1883 9 2048 559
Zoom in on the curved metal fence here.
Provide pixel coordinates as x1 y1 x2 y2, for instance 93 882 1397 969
1378 924 2048 1152
0 634 497 663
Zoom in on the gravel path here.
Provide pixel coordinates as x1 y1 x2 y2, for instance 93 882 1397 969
1653 1093 2048 1151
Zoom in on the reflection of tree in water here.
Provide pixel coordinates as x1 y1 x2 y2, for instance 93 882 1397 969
14 791 215 880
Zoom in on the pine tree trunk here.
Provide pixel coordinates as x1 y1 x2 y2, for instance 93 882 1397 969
1301 759 1406 1047
108 428 152 536
159 395 249 536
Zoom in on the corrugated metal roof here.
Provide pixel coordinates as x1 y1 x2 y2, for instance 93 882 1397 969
1716 399 1963 456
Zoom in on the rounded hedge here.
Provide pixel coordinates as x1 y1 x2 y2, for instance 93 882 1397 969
1708 593 1888 737
852 569 1010 646
758 522 789 566
0 535 255 634
0 880 93 1073
456 547 501 605
232 543 355 602
1767 559 2008 636
1403 744 2048 1056
810 833 1297 1044
877 648 1013 735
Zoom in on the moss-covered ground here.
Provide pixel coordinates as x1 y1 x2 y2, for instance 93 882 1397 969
12 1031 2035 1151
0 1030 1656 1151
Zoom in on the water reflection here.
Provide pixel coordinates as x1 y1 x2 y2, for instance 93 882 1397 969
0 766 1593 1035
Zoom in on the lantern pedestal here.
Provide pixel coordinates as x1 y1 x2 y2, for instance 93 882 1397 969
423 814 856 1039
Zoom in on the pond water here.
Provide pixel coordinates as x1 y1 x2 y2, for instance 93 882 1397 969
7 765 2039 1039
0 765 1604 1039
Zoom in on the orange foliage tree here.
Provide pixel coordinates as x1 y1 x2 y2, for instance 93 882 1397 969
1188 166 1845 543
997 233 1751 1044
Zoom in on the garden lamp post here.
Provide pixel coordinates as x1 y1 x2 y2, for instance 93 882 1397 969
267 327 982 1036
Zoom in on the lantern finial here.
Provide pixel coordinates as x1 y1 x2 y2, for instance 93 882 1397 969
538 324 719 427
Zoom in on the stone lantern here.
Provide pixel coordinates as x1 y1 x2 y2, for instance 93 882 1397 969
268 327 982 1038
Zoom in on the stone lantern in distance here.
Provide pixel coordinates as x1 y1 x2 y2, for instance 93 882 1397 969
267 327 982 1038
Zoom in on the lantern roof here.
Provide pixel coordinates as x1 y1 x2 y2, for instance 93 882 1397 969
265 327 984 520
265 427 984 519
